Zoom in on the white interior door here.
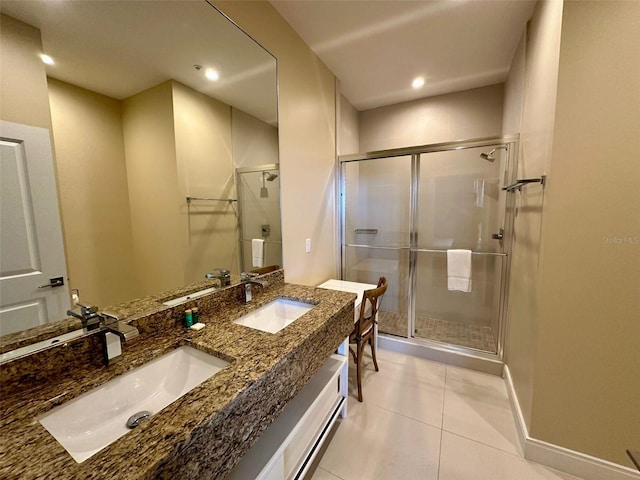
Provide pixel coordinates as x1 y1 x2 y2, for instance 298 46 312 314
0 120 70 335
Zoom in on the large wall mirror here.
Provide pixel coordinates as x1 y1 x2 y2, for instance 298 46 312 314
0 1 281 344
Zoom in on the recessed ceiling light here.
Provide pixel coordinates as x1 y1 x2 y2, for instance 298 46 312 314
205 68 219 81
412 77 425 89
40 54 54 65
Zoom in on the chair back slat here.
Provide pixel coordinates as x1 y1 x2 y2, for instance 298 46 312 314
356 277 387 337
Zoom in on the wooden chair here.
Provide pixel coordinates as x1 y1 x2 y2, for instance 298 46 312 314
349 277 387 402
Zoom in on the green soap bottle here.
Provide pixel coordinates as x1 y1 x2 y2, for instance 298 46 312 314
184 309 193 328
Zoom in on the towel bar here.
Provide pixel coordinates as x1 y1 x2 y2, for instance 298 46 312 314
502 175 546 192
186 196 237 204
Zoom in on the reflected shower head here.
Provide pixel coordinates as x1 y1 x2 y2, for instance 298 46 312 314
480 145 507 162
260 171 278 198
480 150 496 162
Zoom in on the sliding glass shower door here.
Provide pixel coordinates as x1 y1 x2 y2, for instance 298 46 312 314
340 137 516 357
341 155 412 337
414 146 509 353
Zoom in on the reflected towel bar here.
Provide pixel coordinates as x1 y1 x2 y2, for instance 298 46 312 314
502 175 546 192
186 196 237 204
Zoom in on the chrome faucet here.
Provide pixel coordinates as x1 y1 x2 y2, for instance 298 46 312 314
67 303 102 330
241 272 268 303
205 268 231 287
68 298 139 365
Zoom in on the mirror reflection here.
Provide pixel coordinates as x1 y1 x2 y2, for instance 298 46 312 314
0 1 280 342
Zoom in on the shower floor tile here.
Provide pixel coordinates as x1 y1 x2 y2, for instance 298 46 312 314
378 310 497 353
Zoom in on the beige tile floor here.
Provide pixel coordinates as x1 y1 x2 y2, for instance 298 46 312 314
307 348 583 480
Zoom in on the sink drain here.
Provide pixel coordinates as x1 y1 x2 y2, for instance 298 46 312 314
126 411 151 429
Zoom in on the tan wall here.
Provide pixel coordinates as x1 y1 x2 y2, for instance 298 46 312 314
532 0 640 466
0 15 52 129
338 94 360 155
504 0 640 467
47 78 245 300
47 79 141 305
214 0 337 286
502 0 563 429
122 81 183 296
172 81 238 281
501 35 525 137
232 108 278 170
359 84 504 152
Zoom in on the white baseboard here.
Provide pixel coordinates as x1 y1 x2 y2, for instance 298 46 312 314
504 366 640 480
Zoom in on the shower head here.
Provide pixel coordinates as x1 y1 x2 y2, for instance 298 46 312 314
263 172 278 182
480 145 507 162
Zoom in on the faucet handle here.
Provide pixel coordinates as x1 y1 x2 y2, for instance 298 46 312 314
67 303 101 329
206 268 231 287
79 303 98 316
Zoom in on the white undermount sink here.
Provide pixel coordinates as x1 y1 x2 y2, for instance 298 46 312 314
38 346 229 463
233 298 314 333
161 287 217 307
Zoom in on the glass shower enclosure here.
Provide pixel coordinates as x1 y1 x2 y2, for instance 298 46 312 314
339 136 517 360
236 164 282 272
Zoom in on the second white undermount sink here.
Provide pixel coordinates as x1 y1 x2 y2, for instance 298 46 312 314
38 346 229 463
233 298 314 333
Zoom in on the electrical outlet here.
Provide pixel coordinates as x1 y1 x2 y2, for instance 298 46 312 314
305 238 311 253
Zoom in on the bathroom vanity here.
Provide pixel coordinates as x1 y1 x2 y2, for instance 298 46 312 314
0 271 355 479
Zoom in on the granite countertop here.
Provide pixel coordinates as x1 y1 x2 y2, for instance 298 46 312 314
0 280 356 480
0 277 229 354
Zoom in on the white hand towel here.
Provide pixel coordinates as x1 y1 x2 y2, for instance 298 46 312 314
447 249 472 292
252 239 264 268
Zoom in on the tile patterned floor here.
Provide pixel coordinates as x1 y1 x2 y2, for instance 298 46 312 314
378 310 497 353
307 348 583 480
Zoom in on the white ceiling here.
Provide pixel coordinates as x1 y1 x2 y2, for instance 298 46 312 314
1 1 278 125
270 0 536 111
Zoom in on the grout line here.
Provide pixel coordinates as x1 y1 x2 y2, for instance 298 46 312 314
370 402 444 431
318 466 346 480
437 366 449 479
441 364 524 461
443 429 527 461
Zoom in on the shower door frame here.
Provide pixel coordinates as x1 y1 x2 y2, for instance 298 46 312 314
338 135 519 363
